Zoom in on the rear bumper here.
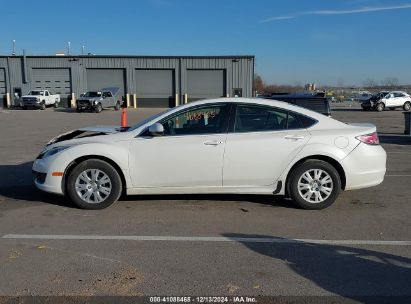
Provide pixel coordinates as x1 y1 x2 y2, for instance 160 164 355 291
342 143 386 190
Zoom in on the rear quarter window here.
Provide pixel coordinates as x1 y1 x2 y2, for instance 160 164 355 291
297 114 317 128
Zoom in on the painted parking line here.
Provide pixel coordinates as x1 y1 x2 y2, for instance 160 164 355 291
2 234 411 246
386 174 411 177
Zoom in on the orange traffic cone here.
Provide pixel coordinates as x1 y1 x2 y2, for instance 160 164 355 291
121 108 127 128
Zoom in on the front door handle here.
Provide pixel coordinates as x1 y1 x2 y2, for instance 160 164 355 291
284 135 305 140
203 140 223 146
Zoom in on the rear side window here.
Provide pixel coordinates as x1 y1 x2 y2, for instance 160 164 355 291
234 105 301 132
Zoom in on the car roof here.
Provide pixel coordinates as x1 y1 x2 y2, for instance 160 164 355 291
176 97 328 120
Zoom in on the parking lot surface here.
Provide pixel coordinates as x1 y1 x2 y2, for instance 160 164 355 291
0 104 411 299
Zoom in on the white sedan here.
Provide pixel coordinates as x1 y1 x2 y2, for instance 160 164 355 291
32 98 387 210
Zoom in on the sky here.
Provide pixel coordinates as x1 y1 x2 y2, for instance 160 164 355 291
1 0 411 86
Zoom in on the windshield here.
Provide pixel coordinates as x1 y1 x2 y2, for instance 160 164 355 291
127 109 172 132
29 91 43 96
83 92 102 97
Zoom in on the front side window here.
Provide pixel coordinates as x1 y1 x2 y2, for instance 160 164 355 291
103 92 112 98
234 105 301 133
161 104 228 136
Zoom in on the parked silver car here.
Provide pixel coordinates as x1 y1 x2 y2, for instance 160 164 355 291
76 87 122 113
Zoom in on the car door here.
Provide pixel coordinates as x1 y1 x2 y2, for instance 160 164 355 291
44 91 50 105
384 93 395 107
128 103 230 188
102 92 111 107
394 92 406 106
223 104 310 187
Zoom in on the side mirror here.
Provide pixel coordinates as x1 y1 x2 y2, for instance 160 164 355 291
148 123 164 136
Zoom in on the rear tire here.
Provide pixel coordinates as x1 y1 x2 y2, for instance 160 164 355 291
376 103 385 112
114 101 121 111
288 160 341 210
404 102 411 111
54 100 59 108
95 103 103 113
66 159 122 210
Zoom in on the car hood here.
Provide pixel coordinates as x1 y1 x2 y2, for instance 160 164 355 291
45 125 130 147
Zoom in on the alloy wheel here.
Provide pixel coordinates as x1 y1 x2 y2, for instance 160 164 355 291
75 169 112 204
297 169 333 204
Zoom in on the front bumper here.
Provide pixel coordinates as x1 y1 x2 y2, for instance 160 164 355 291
32 158 65 195
342 143 386 190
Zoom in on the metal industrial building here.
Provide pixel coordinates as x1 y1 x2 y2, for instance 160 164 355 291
0 55 254 108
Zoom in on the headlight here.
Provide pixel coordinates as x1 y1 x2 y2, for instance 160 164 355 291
37 146 70 159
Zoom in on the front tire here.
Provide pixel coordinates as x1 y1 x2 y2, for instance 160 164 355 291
66 159 122 210
95 103 103 113
404 102 411 111
40 101 46 110
376 103 385 112
288 160 341 210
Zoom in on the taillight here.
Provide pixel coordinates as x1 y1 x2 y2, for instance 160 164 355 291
356 132 379 145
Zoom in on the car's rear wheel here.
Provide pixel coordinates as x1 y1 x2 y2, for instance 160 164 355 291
66 159 122 210
404 102 411 111
376 103 385 112
114 101 121 111
95 103 103 113
288 160 341 210
54 100 59 108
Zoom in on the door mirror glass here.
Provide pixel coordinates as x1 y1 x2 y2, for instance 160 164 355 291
148 123 164 136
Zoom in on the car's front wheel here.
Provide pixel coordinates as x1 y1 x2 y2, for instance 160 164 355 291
95 103 103 113
376 103 385 112
66 159 122 209
288 160 341 210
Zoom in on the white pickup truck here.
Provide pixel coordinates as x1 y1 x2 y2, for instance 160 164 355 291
21 90 61 110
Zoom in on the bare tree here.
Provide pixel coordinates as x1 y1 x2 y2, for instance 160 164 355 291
382 77 399 89
363 78 379 88
254 74 264 94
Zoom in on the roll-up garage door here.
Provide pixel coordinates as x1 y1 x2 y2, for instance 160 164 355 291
86 69 126 99
32 68 71 106
0 68 6 108
135 69 175 108
87 69 126 97
187 69 226 102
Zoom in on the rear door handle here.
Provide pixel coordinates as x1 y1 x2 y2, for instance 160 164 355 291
284 135 305 140
203 140 223 146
